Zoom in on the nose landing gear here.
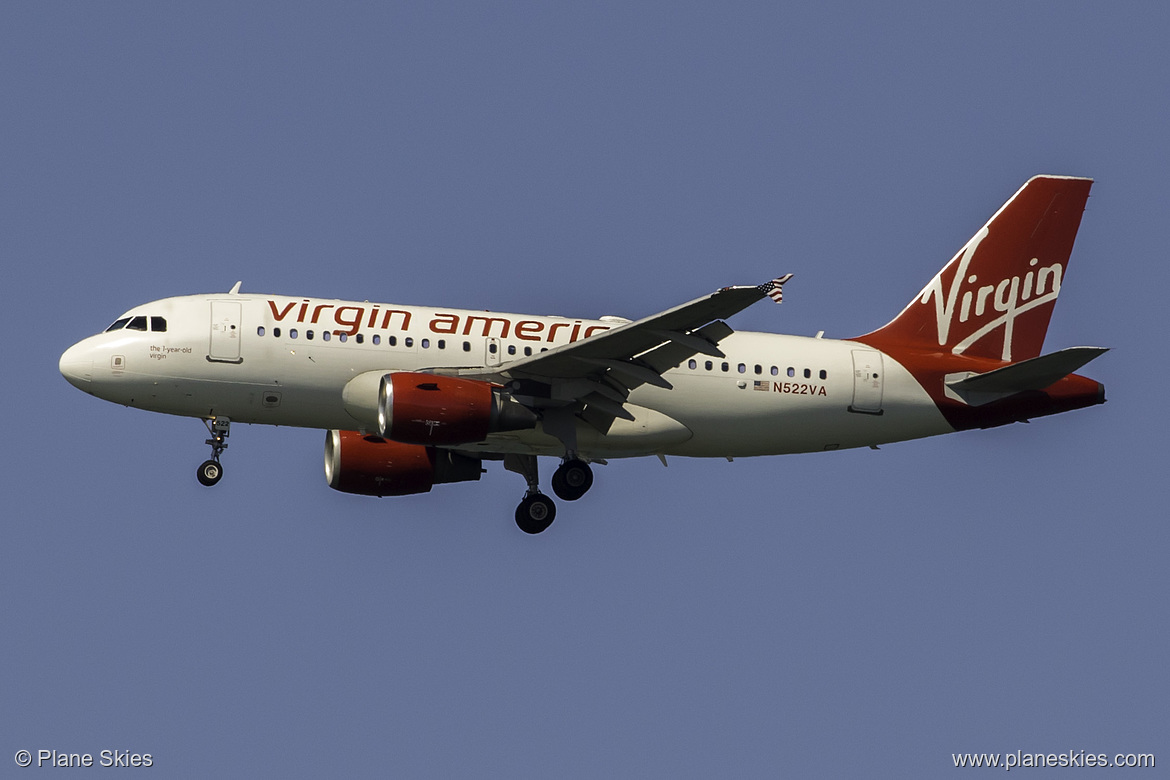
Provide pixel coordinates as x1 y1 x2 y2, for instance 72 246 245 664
197 417 231 487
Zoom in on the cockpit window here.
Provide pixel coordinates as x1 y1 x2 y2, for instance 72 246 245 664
105 315 166 332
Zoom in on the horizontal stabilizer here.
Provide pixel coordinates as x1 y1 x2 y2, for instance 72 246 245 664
945 346 1108 406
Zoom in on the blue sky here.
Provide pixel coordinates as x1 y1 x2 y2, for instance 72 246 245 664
3 3 1166 777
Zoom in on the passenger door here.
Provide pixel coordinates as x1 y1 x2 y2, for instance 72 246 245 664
850 349 883 414
208 301 243 363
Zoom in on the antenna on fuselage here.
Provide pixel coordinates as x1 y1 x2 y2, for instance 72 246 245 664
228 281 242 295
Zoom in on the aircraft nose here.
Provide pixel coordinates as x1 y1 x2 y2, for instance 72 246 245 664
59 341 93 389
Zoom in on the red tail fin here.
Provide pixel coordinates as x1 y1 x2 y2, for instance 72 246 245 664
859 176 1092 362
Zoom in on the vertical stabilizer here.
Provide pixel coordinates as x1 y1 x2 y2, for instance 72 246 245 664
858 176 1092 362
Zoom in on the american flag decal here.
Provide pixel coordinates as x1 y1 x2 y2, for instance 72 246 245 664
757 273 793 304
753 380 770 391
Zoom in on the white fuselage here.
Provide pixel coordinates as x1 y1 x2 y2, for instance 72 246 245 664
59 293 955 459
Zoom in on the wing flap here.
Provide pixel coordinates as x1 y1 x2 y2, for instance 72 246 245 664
638 321 735 378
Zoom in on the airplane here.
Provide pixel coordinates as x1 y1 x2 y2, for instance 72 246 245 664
59 175 1106 534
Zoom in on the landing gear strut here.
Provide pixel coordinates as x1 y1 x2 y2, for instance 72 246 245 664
197 417 230 487
552 458 593 501
505 454 556 534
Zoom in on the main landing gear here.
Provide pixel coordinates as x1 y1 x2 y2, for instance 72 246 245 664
516 492 556 535
505 454 595 534
197 417 231 487
552 458 593 501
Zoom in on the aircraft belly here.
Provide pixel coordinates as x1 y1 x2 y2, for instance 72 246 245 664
106 369 354 430
464 404 694 459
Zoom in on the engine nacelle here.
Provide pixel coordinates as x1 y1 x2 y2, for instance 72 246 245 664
376 372 536 445
324 430 482 497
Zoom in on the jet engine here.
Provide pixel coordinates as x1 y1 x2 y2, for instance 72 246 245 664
376 372 537 445
324 429 482 497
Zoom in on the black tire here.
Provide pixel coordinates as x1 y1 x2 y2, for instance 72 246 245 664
551 459 593 501
197 459 223 487
515 493 556 534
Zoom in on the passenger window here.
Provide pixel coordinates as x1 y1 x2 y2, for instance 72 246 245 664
105 318 131 332
508 345 516 355
787 367 795 377
524 347 532 356
489 343 497 354
355 334 362 344
705 360 713 371
438 340 446 349
804 368 811 378
754 364 762 375
405 337 413 348
257 326 266 336
462 341 471 352
306 330 314 340
290 329 298 339
819 370 827 380
339 333 348 343
389 336 397 347
151 317 167 332
273 327 281 338
322 331 331 342
372 335 380 345
721 362 729 372
688 359 697 369
421 338 430 349
127 316 148 331
771 366 779 376
737 363 746 373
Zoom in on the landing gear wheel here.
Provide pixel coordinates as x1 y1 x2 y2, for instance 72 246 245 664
552 459 593 501
197 459 223 487
515 493 556 534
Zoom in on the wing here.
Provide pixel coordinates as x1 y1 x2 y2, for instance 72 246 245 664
459 276 792 433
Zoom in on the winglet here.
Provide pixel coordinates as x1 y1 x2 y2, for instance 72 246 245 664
228 281 243 295
756 274 794 304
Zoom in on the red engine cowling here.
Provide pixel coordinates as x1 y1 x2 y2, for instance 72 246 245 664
324 430 482 497
377 372 536 445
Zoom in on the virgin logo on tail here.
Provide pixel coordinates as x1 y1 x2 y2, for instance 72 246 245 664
919 226 1065 361
858 175 1092 364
